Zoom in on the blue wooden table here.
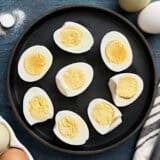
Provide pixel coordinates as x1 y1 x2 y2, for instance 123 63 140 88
0 0 160 159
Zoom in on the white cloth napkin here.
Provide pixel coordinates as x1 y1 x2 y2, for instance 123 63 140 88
133 83 160 160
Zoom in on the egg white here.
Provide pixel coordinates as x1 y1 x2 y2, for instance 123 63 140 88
53 21 94 54
100 31 133 72
53 110 89 145
18 45 53 82
108 73 144 107
88 98 122 135
55 62 94 97
23 87 54 125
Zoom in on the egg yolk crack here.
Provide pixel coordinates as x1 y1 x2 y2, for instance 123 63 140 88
24 52 47 75
28 96 49 120
63 66 86 90
58 115 78 138
116 76 138 99
91 102 114 125
60 26 82 47
105 40 127 64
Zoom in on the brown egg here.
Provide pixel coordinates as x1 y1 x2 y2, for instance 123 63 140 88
0 148 29 160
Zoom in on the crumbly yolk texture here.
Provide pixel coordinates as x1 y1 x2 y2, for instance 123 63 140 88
63 67 86 90
105 40 127 64
24 52 47 75
28 96 49 120
116 76 138 99
60 26 82 47
58 115 78 138
91 102 114 125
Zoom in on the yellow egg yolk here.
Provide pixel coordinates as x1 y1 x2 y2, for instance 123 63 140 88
60 26 82 47
58 115 78 138
91 102 114 125
105 40 127 64
28 96 49 120
63 67 86 90
24 52 47 75
116 76 138 99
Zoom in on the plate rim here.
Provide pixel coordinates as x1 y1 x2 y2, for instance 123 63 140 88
7 4 158 155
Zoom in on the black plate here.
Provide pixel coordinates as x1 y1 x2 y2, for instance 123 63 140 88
7 5 157 154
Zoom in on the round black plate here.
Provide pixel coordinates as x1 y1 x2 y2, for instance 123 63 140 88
7 5 157 154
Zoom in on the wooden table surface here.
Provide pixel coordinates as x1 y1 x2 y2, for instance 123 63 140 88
0 0 159 159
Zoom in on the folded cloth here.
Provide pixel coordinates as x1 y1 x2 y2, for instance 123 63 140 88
133 83 160 160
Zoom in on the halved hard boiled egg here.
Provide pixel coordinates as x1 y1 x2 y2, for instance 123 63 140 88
53 110 89 145
88 98 122 135
23 87 54 125
18 45 53 82
109 73 144 107
53 21 94 54
100 31 133 72
55 62 94 97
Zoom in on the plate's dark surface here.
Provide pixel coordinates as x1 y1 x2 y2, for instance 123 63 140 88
7 6 157 154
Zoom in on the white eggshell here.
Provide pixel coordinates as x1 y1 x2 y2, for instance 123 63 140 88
100 31 133 72
0 116 34 160
53 21 94 54
108 73 144 107
0 13 15 28
18 45 53 82
0 123 10 153
23 87 54 125
88 98 122 135
138 1 160 34
53 110 89 145
55 62 94 97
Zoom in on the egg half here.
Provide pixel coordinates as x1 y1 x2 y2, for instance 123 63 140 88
23 87 54 125
53 21 94 54
88 98 122 135
109 73 144 107
53 110 89 145
18 45 53 82
55 62 94 97
100 31 133 72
